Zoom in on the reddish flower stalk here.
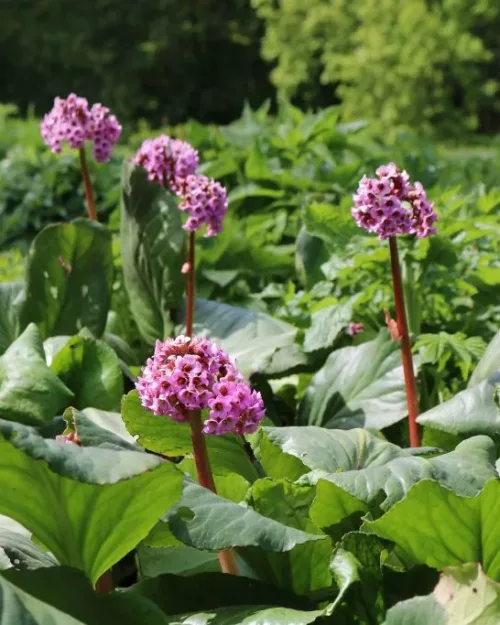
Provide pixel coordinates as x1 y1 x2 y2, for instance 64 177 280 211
184 234 240 576
95 570 114 593
185 231 195 337
389 237 420 447
79 147 97 221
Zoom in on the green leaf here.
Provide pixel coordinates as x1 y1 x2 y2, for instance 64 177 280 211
0 419 183 584
0 566 169 625
329 532 386 622
0 281 22 355
120 161 185 345
414 332 485 380
177 298 297 377
260 427 497 533
64 407 140 451
245 479 332 594
149 480 326 553
122 391 258 484
384 563 500 625
131 570 328 625
369 479 500 580
299 330 410 429
302 202 359 248
51 335 124 411
136 544 219 578
418 371 500 436
303 300 354 353
18 219 113 339
469 330 500 388
0 324 73 426
0 515 57 571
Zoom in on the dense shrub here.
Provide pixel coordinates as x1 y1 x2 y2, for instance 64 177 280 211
253 0 500 134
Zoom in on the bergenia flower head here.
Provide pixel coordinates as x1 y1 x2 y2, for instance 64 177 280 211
351 163 437 239
133 135 199 194
179 174 228 237
40 93 121 162
136 335 265 435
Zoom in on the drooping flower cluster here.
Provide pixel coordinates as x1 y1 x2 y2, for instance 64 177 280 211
179 175 228 236
351 163 437 239
41 93 121 162
136 335 265 435
132 135 199 194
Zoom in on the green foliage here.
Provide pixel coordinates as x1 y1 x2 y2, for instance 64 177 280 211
254 0 500 134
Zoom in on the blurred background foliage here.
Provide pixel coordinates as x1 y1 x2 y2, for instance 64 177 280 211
1 0 500 135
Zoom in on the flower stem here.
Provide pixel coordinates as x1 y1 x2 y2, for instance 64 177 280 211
185 231 195 336
95 570 114 593
389 237 420 447
188 410 240 575
184 232 239 576
78 147 97 221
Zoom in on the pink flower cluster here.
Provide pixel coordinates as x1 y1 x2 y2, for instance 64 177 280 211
346 322 364 336
41 93 121 162
136 335 265 435
132 135 199 194
351 163 437 239
179 175 228 236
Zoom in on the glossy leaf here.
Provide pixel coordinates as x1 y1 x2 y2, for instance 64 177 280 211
120 162 184 344
51 335 123 411
299 330 409 429
303 300 354 353
418 370 500 436
148 480 326 553
369 479 500 580
0 567 169 625
0 324 73 426
0 419 183 584
469 330 500 387
18 219 113 339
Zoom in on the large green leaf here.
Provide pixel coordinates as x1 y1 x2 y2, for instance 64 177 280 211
299 330 409 429
64 407 140 451
259 427 497 533
51 335 124 411
0 419 183 584
0 324 73 426
245 479 332 595
148 480 326 553
136 544 220 578
120 161 185 344
0 515 57 572
303 300 354 353
369 479 500 580
0 281 22 355
18 219 113 339
384 564 500 625
131 571 329 625
0 567 169 625
418 371 500 436
177 298 297 377
469 330 500 387
122 390 259 484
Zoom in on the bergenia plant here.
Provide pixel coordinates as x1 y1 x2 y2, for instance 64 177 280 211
351 163 438 447
41 93 122 221
133 136 244 574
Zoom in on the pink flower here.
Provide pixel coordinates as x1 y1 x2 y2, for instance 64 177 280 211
132 135 199 194
179 175 228 237
351 163 437 239
41 93 121 162
346 322 365 336
136 335 265 435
